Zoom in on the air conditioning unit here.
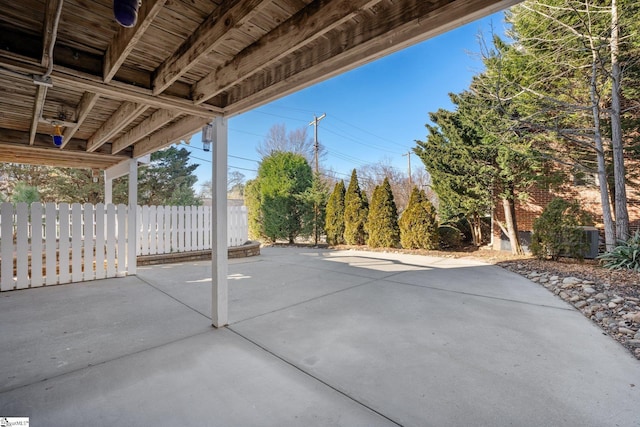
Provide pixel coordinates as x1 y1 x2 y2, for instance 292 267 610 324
579 226 600 259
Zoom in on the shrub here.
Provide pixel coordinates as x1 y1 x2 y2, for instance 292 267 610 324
366 177 400 248
438 225 462 249
598 231 640 271
399 187 438 250
530 198 593 261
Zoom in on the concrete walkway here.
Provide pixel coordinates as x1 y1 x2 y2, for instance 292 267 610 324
1 247 638 426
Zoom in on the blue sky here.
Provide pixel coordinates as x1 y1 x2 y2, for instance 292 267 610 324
185 10 509 190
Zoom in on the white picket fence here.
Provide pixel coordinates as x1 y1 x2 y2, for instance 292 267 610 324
137 205 248 256
0 202 248 291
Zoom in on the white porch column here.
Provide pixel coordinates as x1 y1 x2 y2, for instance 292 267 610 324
212 116 228 328
104 173 113 205
127 158 138 275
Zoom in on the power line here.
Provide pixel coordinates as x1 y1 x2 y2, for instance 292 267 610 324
321 127 399 154
250 107 411 155
330 115 408 149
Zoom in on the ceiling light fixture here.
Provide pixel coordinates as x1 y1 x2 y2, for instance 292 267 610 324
52 123 64 147
114 0 141 28
202 122 214 152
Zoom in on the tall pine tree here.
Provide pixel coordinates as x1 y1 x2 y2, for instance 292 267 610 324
399 187 438 250
325 180 346 245
366 177 400 248
344 169 368 245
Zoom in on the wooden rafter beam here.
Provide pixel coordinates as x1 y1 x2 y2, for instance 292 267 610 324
0 55 223 117
86 102 149 152
223 0 520 115
41 0 63 67
111 109 180 154
29 85 48 146
192 0 382 104
152 0 268 95
0 143 128 169
0 130 130 169
61 92 100 147
133 115 211 158
104 0 168 82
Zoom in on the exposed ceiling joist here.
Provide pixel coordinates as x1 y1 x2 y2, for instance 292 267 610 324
61 92 100 147
29 85 48 146
152 0 269 95
133 115 211 158
111 109 180 154
0 143 128 169
0 56 223 117
86 102 149 152
192 0 381 104
0 129 131 169
104 0 168 82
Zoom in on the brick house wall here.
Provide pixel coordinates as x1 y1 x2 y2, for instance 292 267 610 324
492 165 640 251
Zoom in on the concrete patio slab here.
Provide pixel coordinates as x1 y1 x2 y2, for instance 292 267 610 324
1 247 639 426
1 329 393 427
233 276 639 426
0 275 211 393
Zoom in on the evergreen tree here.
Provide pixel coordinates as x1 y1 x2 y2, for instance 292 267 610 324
366 177 400 248
130 146 201 206
487 0 640 247
247 152 313 243
415 107 494 246
325 180 346 245
399 187 438 250
11 182 40 204
343 169 368 245
302 172 330 245
244 179 262 240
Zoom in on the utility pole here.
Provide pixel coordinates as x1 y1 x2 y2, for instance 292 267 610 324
309 113 326 246
309 113 326 174
402 151 412 186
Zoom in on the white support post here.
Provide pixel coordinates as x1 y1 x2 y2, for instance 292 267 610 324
104 172 113 205
127 158 138 275
212 116 228 328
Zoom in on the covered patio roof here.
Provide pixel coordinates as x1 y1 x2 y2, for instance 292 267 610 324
0 0 517 170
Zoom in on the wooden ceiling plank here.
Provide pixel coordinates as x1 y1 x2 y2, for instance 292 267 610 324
61 92 100 147
104 0 169 82
133 115 211 158
86 102 149 152
152 0 269 95
29 85 48 146
192 0 382 104
111 109 180 154
0 56 223 117
41 0 64 66
224 0 520 115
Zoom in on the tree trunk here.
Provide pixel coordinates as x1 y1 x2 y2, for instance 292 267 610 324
502 197 523 255
468 213 483 246
610 0 629 240
590 41 616 251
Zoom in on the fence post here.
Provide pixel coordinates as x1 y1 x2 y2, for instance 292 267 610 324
31 202 43 287
1 202 14 291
